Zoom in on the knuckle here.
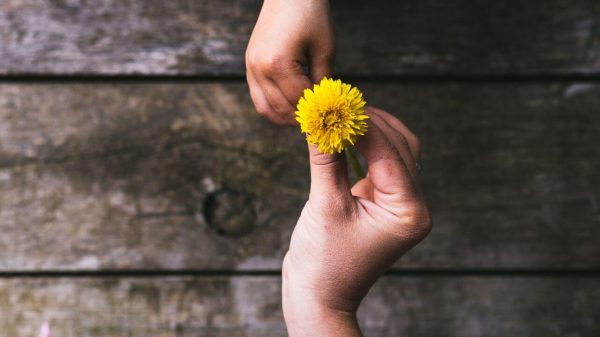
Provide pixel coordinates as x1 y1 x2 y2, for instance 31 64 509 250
245 51 260 69
310 152 339 167
406 205 432 240
271 101 291 114
255 105 271 117
384 202 432 242
260 54 287 76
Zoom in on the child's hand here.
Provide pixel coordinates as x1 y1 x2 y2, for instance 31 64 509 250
246 0 334 125
283 107 431 336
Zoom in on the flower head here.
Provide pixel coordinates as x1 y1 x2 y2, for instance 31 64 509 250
295 77 368 154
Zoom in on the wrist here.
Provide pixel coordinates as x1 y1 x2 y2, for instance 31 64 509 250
282 275 362 337
282 300 362 337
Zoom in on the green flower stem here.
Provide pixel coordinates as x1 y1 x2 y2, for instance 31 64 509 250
345 147 365 180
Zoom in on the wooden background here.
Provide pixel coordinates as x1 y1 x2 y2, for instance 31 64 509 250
1 0 599 336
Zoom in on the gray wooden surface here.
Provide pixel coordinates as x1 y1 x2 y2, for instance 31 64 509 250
1 0 599 75
1 0 599 336
2 276 599 337
1 83 598 271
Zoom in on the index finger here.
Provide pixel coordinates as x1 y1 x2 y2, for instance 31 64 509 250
268 63 313 110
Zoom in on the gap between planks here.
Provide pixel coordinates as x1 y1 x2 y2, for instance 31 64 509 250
0 269 599 278
2 74 600 84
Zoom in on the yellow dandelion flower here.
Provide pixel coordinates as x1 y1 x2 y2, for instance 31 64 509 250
295 77 368 154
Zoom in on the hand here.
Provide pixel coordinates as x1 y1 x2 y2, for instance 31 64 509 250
282 107 432 336
246 0 335 125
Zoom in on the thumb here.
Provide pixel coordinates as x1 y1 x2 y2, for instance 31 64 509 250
307 143 352 205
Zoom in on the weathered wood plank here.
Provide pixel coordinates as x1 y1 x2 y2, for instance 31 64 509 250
1 276 598 337
0 82 598 270
1 0 599 75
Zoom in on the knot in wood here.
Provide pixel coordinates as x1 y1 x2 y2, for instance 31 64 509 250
203 188 256 237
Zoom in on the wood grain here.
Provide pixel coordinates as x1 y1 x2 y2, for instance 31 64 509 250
1 276 598 337
1 82 598 270
0 0 599 75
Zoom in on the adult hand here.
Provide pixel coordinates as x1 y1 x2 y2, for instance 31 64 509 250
283 107 432 336
246 0 335 125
